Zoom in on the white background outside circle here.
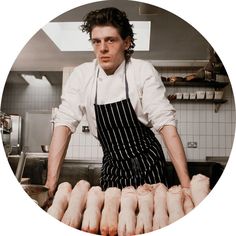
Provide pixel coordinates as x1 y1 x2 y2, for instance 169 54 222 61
0 0 235 235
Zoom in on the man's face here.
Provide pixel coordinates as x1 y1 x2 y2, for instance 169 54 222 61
91 26 131 75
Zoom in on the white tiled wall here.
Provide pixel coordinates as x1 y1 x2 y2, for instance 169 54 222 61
1 68 235 162
67 116 103 161
1 83 62 118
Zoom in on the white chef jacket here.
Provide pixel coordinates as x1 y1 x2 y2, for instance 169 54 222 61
54 58 176 136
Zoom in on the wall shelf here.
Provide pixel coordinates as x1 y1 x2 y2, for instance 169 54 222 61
164 81 229 88
170 99 227 104
164 80 229 113
169 99 227 113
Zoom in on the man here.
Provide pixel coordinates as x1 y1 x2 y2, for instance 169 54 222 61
45 7 190 196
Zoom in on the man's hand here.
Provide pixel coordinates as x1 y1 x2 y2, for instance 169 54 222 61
45 178 57 199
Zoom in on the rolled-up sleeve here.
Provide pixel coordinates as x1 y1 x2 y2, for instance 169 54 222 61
141 62 176 132
54 67 85 133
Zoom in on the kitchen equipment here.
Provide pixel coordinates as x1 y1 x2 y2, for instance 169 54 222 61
204 70 214 81
41 145 50 153
0 111 12 155
168 76 184 83
214 90 224 100
9 115 22 155
190 92 196 100
167 94 177 101
15 151 27 182
183 92 190 100
185 74 197 81
22 184 49 207
196 91 205 99
175 92 182 99
206 91 214 100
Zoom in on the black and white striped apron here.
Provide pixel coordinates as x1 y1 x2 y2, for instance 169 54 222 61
94 64 168 191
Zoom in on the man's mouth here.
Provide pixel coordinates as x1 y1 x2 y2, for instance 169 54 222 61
100 57 110 62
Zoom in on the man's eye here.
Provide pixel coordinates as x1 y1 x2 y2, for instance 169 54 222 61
92 40 100 45
108 38 115 43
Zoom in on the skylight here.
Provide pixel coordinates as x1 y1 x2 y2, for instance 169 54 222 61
42 21 151 51
21 74 51 86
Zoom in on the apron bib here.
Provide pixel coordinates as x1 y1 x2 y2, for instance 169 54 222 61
94 64 168 190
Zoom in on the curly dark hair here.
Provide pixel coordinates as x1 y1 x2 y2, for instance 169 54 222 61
81 7 135 61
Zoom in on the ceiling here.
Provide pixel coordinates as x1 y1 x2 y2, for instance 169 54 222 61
9 0 211 79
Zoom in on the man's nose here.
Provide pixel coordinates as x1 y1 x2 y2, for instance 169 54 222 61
100 41 108 52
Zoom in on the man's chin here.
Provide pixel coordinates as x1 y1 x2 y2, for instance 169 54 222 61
100 63 112 71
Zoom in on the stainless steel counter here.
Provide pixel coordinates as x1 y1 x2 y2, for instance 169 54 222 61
7 155 225 189
206 156 228 167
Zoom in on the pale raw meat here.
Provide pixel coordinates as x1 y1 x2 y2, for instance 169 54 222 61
190 174 210 206
81 186 105 234
152 183 169 230
167 185 184 224
182 187 194 214
61 180 90 228
150 183 160 192
47 182 72 220
135 184 154 234
100 187 121 236
118 186 137 236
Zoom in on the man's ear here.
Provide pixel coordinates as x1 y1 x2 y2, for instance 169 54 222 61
124 36 131 50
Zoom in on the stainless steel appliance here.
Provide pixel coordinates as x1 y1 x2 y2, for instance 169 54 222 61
0 111 12 155
10 114 22 155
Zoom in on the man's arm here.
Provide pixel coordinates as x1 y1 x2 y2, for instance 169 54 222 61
45 126 72 197
159 125 190 188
